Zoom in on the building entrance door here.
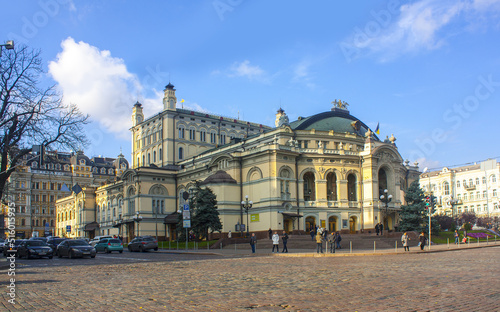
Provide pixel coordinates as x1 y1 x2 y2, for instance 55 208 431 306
349 216 356 234
328 216 337 233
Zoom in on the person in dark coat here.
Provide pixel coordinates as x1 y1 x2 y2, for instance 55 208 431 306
249 233 257 253
281 231 289 253
419 231 427 251
336 232 342 249
327 232 336 253
268 228 272 240
379 223 384 235
375 223 380 235
310 228 315 241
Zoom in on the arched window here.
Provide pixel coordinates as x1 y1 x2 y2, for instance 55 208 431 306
179 147 184 160
443 181 450 195
482 177 486 184
159 148 162 161
178 126 185 139
457 180 460 188
153 151 156 162
378 168 388 197
148 153 151 164
279 169 292 200
348 173 357 201
491 175 497 183
326 172 337 201
475 178 480 185
303 172 315 201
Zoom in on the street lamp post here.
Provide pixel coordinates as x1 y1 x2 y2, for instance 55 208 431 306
379 189 393 232
133 211 142 237
0 40 14 57
241 195 253 238
448 196 461 227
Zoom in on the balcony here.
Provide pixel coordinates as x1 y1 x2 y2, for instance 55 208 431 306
464 184 476 191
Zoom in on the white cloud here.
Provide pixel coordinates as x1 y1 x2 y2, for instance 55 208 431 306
226 60 271 83
292 59 316 89
342 0 500 61
48 37 163 138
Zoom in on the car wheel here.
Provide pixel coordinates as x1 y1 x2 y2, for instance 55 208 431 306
119 250 123 253
105 248 110 254
140 246 145 252
57 251 62 258
128 246 132 252
154 247 158 251
91 255 96 258
26 253 31 260
69 250 74 259
48 256 53 259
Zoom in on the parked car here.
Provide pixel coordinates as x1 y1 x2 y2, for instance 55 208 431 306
46 237 66 252
89 235 113 247
2 239 26 257
0 238 5 249
17 240 53 259
127 236 158 252
56 239 96 258
95 238 123 253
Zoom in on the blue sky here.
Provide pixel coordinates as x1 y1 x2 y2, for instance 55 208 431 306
2 0 500 171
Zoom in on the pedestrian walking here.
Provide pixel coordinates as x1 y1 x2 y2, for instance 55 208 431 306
272 231 280 253
310 228 315 241
228 230 232 239
401 232 410 251
268 228 272 240
380 223 384 235
375 223 380 235
328 231 336 253
336 232 342 249
454 230 459 244
316 231 323 253
249 233 257 253
281 231 289 253
418 231 427 251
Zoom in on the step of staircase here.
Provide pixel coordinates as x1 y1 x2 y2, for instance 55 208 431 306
224 232 414 251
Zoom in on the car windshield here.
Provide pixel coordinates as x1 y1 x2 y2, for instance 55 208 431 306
109 239 121 243
14 240 25 246
142 237 154 241
68 240 89 246
54 239 65 244
27 241 46 246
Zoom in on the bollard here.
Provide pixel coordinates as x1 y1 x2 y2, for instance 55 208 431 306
374 241 376 253
468 237 470 247
350 241 352 254
169 241 171 250
395 240 397 252
235 241 237 251
447 238 449 249
477 237 479 246
487 236 488 245
177 241 179 250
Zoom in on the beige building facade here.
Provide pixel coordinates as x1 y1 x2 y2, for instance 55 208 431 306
419 159 500 218
83 85 420 241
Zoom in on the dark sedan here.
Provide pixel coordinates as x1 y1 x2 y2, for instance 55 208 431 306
17 240 53 259
56 239 96 259
127 236 158 252
47 237 66 252
2 239 26 257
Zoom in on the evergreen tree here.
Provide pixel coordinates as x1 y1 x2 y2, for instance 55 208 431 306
399 181 440 235
190 182 222 240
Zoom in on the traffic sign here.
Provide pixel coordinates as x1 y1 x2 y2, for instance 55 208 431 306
183 204 190 211
183 220 191 228
66 225 71 233
183 210 191 219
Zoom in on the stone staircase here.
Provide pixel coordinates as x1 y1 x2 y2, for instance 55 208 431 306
223 232 418 251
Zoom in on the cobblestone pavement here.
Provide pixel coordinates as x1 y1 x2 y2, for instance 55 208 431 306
1 246 499 311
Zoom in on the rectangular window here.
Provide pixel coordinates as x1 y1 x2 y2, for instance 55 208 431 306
189 129 196 140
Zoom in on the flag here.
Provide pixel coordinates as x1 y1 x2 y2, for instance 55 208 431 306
61 183 71 192
375 122 380 135
180 99 185 103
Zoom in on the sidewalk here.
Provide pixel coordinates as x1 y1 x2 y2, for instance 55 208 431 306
156 239 500 257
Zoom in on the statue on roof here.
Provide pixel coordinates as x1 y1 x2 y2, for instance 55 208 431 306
332 99 349 109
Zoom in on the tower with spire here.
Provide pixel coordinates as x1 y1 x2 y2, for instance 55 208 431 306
163 82 177 110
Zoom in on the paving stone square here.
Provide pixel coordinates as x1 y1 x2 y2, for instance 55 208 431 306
1 247 499 311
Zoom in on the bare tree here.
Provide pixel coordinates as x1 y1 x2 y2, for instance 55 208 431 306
0 45 89 200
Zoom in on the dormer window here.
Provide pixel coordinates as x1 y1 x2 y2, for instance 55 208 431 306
80 159 85 165
108 168 114 175
100 168 106 174
31 162 38 168
92 167 97 173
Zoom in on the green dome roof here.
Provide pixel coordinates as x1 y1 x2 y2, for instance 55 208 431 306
289 109 379 140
